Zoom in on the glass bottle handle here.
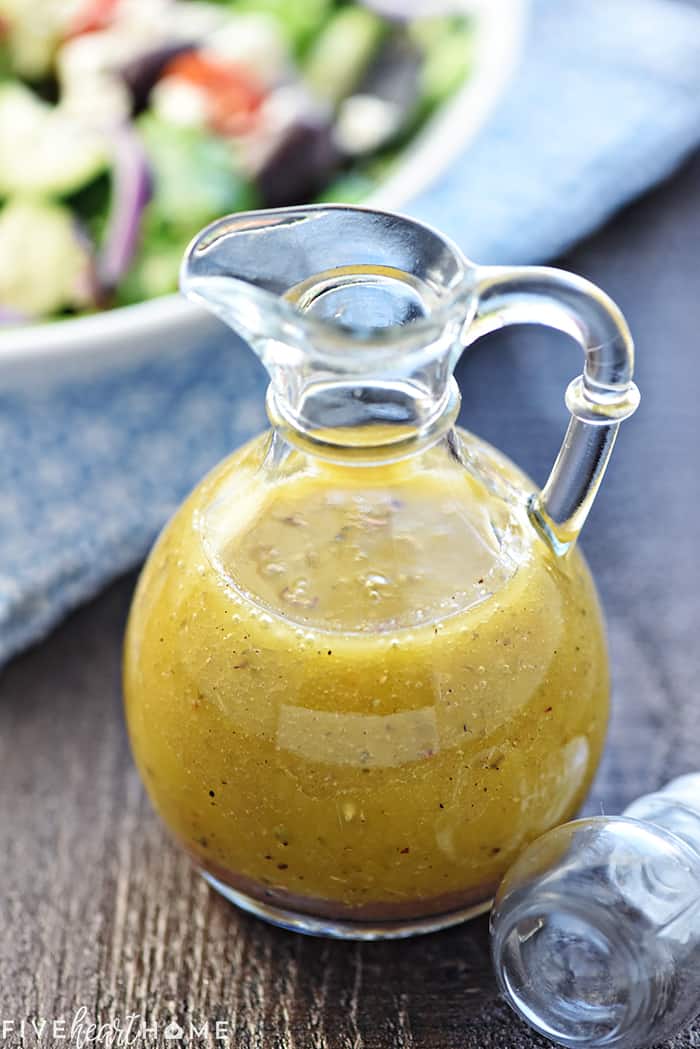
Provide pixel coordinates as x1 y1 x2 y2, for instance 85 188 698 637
467 265 640 553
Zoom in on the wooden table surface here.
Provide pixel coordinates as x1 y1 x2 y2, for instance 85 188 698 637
2 152 700 1049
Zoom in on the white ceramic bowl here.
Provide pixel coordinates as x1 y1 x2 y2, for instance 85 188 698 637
0 0 526 387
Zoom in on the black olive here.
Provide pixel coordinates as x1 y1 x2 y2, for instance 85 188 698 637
256 118 342 208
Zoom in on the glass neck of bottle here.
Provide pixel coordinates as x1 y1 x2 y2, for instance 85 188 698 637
264 360 463 466
259 272 469 465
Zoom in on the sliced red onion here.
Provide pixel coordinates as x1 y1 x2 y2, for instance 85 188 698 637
98 125 152 292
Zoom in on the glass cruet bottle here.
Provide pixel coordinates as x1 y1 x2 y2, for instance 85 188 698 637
123 204 639 939
490 773 700 1049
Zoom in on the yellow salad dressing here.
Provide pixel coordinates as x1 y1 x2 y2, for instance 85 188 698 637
124 427 609 923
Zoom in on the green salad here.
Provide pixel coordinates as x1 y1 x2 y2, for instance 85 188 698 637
0 0 474 323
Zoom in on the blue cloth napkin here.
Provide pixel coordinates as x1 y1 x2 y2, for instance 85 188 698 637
2 0 700 667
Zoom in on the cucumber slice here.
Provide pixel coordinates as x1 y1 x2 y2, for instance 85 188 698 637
232 0 333 55
304 7 385 106
0 83 108 198
416 18 475 110
0 199 92 317
0 0 68 79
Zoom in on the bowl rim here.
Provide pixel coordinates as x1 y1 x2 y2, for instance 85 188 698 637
0 0 526 368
